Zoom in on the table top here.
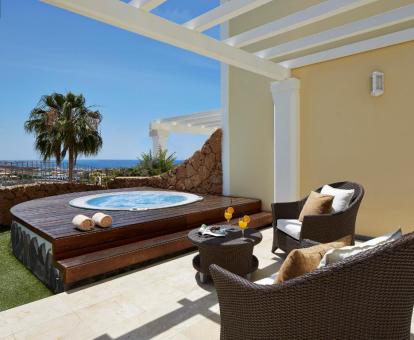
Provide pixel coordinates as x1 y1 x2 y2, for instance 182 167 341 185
188 227 262 246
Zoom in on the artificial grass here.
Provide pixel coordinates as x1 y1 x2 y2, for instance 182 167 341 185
0 229 52 311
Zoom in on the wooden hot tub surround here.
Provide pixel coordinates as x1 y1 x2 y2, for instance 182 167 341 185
10 187 272 291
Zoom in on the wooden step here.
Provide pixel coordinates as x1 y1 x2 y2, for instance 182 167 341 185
57 212 272 287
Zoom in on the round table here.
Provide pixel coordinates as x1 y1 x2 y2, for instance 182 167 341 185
188 227 262 283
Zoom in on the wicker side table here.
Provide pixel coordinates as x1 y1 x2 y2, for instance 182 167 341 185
188 227 262 283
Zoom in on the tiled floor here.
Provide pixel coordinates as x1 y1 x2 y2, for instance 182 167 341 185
0 228 413 340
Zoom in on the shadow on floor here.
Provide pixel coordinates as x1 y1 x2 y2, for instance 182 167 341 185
96 258 288 339
95 288 220 340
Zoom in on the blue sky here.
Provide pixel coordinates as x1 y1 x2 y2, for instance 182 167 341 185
0 0 221 160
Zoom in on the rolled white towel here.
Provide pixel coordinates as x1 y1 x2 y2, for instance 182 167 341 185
72 215 94 231
92 212 113 228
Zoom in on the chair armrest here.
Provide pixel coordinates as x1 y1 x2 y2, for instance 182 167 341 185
300 212 355 243
209 264 328 339
210 264 287 339
271 201 303 221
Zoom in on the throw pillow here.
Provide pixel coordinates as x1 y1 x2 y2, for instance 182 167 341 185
276 235 352 283
318 229 402 268
298 191 334 222
320 184 355 213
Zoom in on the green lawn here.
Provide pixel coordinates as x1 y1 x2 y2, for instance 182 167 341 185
0 229 52 311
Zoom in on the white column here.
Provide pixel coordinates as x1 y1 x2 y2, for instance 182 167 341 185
271 78 301 202
149 129 169 154
220 3 231 196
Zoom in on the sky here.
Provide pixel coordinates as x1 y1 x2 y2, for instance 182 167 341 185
0 0 221 160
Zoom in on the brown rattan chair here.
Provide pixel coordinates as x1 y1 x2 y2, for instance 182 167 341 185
271 181 364 253
211 232 414 340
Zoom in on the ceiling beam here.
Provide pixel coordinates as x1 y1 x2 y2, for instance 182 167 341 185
279 27 414 69
129 0 167 12
256 4 414 59
225 0 379 48
183 0 272 32
42 0 290 80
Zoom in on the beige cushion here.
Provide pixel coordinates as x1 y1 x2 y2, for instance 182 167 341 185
277 219 302 240
299 191 334 222
318 229 402 268
276 235 352 283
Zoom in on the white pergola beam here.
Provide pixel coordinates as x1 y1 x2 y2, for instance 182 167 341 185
225 0 379 48
151 122 218 135
158 118 222 127
183 0 272 32
202 122 221 128
151 109 222 135
171 117 221 125
280 27 414 69
256 4 414 59
161 109 223 123
129 0 167 12
42 0 290 80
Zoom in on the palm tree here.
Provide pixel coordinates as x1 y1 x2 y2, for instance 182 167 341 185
25 92 103 181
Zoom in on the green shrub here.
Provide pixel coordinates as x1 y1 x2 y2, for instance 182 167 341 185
137 149 176 176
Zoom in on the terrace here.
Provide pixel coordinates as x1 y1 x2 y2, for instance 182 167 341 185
1 228 413 339
0 229 274 339
1 0 414 339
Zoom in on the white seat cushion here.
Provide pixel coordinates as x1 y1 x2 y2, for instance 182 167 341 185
277 219 302 240
254 273 278 285
318 229 402 268
320 184 355 213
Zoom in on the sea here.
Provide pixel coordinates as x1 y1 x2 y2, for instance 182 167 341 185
1 159 183 169
69 159 139 169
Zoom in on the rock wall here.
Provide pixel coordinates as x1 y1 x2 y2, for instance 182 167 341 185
0 182 102 226
0 129 223 227
109 129 223 195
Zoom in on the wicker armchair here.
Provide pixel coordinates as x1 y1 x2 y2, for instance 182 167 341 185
211 232 414 340
272 181 364 253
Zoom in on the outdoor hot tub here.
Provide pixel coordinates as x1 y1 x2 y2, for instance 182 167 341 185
10 187 264 292
69 190 203 211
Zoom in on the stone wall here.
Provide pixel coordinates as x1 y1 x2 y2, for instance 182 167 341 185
109 129 223 195
0 129 223 227
0 182 102 226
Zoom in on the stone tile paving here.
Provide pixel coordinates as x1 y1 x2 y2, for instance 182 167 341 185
0 227 413 340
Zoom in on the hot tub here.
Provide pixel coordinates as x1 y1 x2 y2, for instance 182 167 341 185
69 190 203 211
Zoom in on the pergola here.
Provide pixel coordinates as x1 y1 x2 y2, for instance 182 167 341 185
149 109 222 153
42 0 414 199
41 0 414 78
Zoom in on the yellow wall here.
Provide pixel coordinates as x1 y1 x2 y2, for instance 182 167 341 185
292 41 414 236
227 67 274 210
227 0 414 235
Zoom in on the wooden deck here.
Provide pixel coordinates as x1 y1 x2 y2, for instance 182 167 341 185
10 187 271 288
